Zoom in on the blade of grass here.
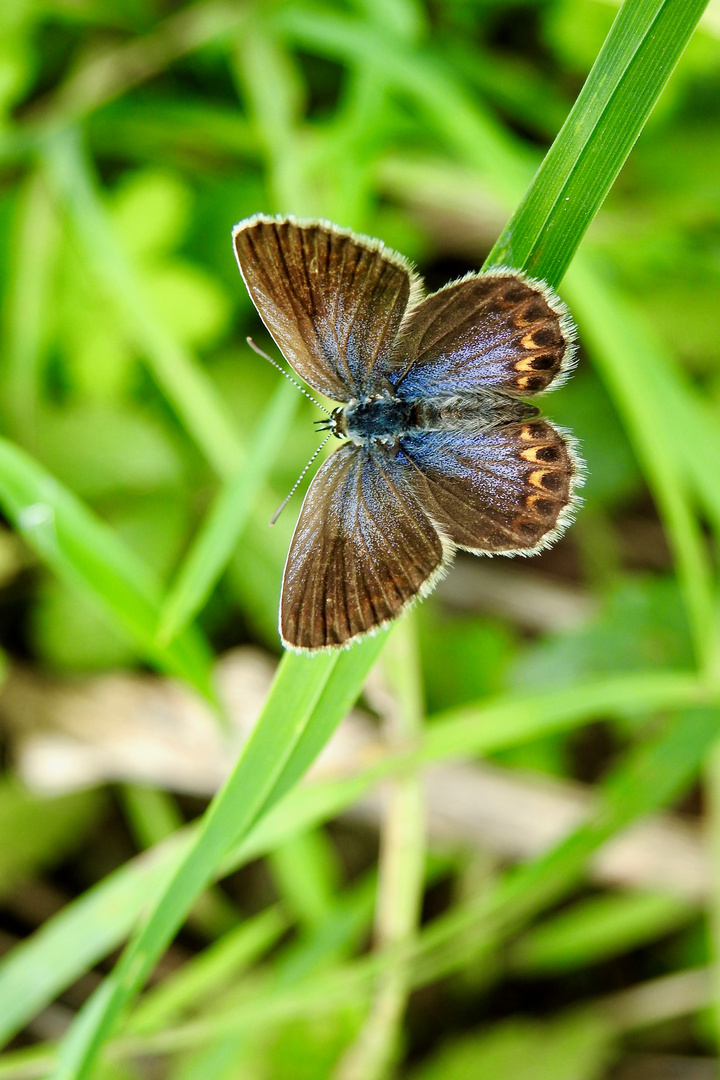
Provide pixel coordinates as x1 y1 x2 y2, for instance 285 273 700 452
157 379 298 644
184 710 720 1047
334 617 426 1080
273 7 532 204
40 127 243 479
28 0 248 131
0 170 58 444
45 707 720 1068
0 828 193 1052
508 891 696 976
563 257 718 673
486 0 712 286
265 630 390 806
48 636 410 1079
0 437 214 699
87 98 259 167
267 829 339 932
0 667 712 1050
412 706 720 985
416 671 715 765
127 906 289 1036
119 785 239 940
705 741 720 1048
231 19 313 212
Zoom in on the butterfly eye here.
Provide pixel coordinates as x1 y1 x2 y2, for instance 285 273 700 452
330 407 347 438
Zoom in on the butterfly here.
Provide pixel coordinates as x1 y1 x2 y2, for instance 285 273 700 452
233 215 583 653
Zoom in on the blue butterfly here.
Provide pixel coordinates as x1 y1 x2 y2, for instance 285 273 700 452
233 215 583 652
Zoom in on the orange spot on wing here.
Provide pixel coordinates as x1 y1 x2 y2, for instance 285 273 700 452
526 493 555 513
521 332 541 349
521 447 544 463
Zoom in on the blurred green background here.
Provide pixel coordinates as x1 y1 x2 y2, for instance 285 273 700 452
0 1 719 1078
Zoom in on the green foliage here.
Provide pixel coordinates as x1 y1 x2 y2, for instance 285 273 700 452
512 576 695 690
0 780 105 898
408 1013 613 1080
0 0 718 1078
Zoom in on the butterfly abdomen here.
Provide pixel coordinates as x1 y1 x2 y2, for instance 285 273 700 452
412 393 539 432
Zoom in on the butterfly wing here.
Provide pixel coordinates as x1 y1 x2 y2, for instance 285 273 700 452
399 420 582 555
281 442 447 651
233 215 420 402
391 270 576 399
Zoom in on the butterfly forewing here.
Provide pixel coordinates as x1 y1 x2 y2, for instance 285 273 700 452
400 420 580 554
392 272 575 399
233 216 417 402
281 442 445 651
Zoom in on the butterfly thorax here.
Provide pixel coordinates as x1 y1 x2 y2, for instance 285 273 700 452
334 396 415 444
332 390 538 445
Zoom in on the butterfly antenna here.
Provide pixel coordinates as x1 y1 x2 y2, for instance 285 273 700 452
247 337 329 414
270 433 333 526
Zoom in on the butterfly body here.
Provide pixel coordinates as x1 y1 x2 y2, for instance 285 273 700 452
233 214 584 653
332 387 540 446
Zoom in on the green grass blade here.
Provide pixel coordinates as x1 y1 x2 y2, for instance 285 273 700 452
564 257 718 672
34 702 716 1064
0 829 192 1050
226 668 715 869
0 668 711 1050
335 618 426 1078
486 0 712 286
0 170 58 443
274 8 531 203
49 648 344 1080
0 437 214 698
157 380 298 644
509 892 696 975
705 741 720 1049
40 127 243 479
418 671 714 764
32 639 391 1075
413 706 720 985
127 906 288 1036
264 630 391 806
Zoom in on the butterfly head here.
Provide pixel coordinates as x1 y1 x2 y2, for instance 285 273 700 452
313 407 346 439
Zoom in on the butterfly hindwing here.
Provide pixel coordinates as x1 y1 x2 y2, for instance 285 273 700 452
400 420 581 555
281 442 446 651
233 216 419 402
392 271 575 399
